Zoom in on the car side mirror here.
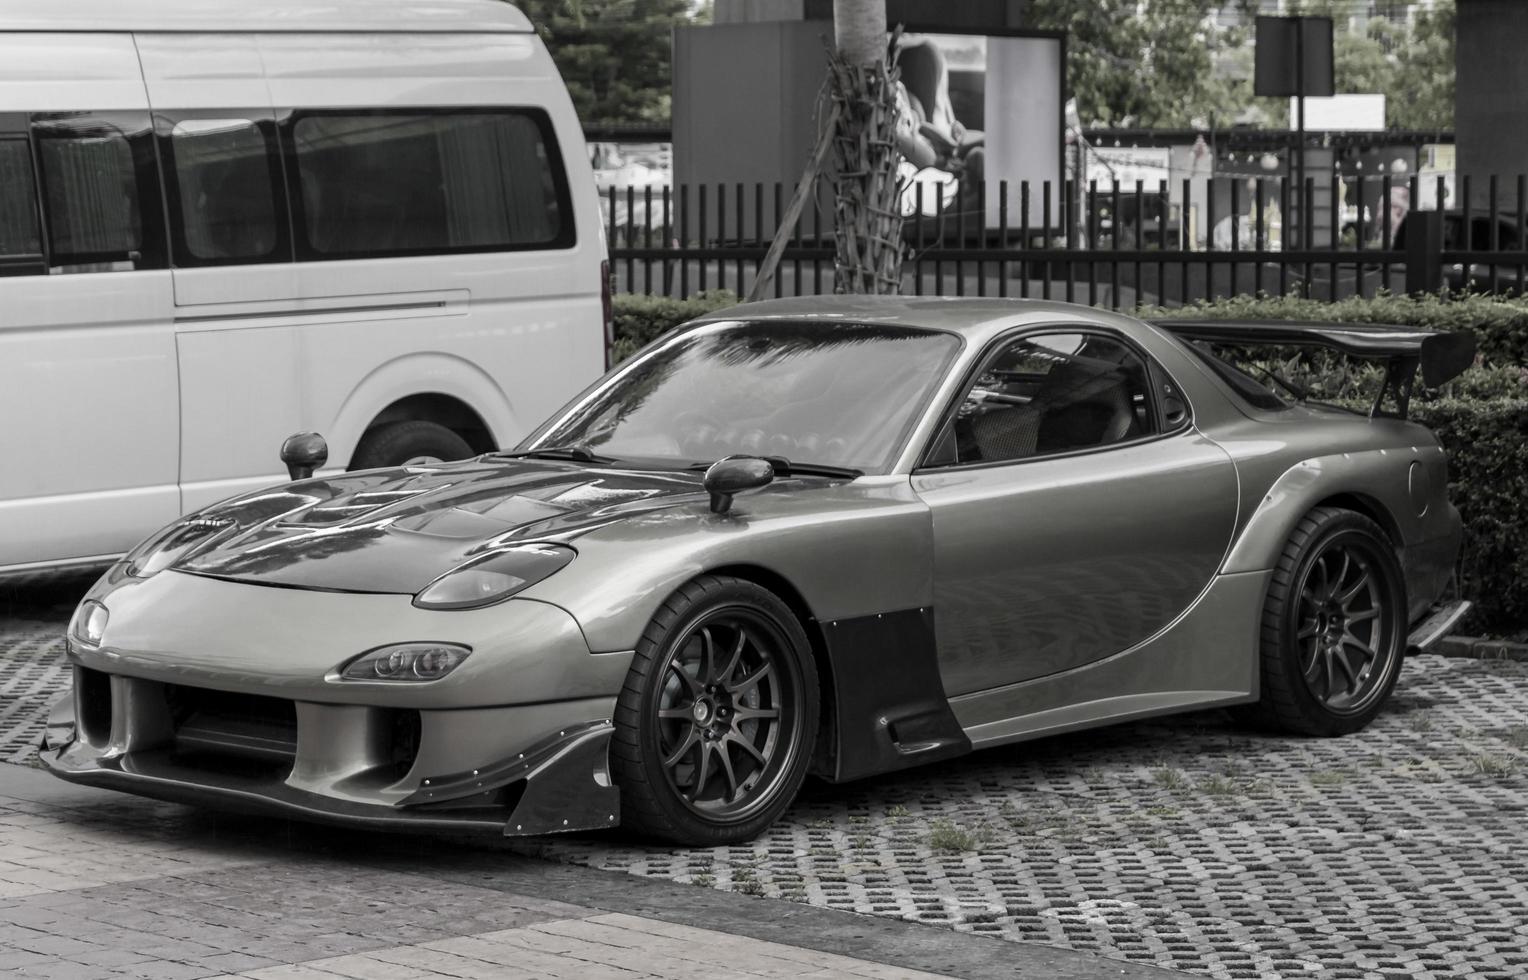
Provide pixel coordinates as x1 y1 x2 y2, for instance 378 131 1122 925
280 432 329 481
703 456 774 515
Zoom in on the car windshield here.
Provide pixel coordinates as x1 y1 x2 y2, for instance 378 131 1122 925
522 319 962 474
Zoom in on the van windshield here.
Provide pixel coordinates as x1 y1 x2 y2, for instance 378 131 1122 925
523 320 962 474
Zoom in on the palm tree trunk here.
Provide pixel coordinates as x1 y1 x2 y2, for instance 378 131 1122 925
830 0 902 294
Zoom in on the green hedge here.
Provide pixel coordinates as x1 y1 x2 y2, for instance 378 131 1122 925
613 290 1528 633
1408 397 1528 629
611 291 737 364
1142 291 1528 367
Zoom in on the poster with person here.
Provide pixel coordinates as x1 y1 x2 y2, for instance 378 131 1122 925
893 31 1062 233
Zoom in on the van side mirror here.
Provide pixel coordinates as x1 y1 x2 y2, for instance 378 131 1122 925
280 432 329 481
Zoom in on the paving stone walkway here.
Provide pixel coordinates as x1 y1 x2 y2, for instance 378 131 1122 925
518 655 1528 980
5 574 1527 979
0 766 1171 979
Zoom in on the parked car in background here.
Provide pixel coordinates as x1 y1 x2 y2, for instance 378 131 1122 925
0 0 609 577
590 140 671 237
44 297 1473 846
1394 211 1526 295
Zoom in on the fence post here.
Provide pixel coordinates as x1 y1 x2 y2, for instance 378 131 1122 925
1404 209 1444 295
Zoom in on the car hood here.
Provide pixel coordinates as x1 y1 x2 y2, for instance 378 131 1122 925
175 458 735 594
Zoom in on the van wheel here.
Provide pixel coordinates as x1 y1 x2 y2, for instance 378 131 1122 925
350 421 474 470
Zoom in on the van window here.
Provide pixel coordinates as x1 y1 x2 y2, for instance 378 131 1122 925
32 113 165 273
0 137 41 268
164 117 285 264
289 109 570 259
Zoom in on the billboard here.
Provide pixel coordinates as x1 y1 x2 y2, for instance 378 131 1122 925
893 30 1064 230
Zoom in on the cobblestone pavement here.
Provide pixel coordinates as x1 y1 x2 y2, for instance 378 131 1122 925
5 575 1528 979
0 766 1168 980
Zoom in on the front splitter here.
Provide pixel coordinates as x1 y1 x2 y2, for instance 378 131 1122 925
41 718 622 838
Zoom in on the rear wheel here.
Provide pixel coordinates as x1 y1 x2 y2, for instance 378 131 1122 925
611 575 818 845
350 420 473 470
1245 506 1407 736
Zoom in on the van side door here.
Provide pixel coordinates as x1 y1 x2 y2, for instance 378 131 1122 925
0 33 179 570
134 33 304 512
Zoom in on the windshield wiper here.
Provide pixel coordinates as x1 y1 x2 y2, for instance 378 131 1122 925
687 456 862 480
498 444 617 465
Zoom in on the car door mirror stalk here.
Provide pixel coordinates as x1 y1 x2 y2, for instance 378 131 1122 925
703 456 774 514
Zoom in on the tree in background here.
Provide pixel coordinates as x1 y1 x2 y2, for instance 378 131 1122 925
1025 0 1243 128
1029 0 1454 131
1274 0 1454 130
518 0 703 125
1384 1 1454 130
827 0 902 293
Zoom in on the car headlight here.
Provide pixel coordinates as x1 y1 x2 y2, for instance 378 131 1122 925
336 642 471 682
69 600 109 648
413 543 575 610
124 517 236 578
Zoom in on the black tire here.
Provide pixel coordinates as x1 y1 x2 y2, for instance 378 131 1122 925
1243 506 1408 736
611 575 819 846
350 420 473 470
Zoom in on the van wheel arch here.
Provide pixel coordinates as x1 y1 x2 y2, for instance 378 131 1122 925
347 394 495 470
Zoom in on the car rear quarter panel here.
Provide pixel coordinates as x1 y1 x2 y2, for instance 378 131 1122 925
1207 412 1458 617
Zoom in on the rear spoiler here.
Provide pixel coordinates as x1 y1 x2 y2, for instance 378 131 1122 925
1150 319 1477 418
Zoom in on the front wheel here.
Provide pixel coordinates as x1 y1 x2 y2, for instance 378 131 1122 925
1246 506 1407 736
611 576 819 845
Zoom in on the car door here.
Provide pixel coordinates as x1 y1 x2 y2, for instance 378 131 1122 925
910 327 1238 699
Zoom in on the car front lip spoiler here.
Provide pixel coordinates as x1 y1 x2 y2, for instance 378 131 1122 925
40 715 621 838
1407 599 1472 655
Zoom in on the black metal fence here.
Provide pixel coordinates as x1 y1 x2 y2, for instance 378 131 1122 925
606 173 1528 307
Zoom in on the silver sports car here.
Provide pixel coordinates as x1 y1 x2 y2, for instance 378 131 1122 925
43 297 1474 846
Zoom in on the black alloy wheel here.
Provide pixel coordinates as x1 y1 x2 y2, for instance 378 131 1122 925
612 576 818 845
1245 506 1407 736
1294 533 1394 713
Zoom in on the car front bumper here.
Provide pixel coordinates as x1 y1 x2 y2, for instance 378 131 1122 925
40 672 621 836
41 569 634 835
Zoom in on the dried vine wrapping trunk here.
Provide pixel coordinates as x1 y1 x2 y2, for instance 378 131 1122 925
827 46 903 295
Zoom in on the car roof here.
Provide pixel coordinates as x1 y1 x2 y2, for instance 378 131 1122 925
693 296 1146 349
0 0 534 33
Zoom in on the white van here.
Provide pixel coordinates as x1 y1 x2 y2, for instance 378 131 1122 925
0 0 608 575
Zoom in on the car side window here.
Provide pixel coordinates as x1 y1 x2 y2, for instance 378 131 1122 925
936 331 1159 467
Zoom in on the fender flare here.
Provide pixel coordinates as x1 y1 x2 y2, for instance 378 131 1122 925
1222 450 1411 574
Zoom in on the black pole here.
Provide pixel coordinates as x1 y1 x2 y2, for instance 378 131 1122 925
1295 17 1305 250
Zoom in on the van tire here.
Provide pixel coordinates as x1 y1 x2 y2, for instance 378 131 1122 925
350 420 474 470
